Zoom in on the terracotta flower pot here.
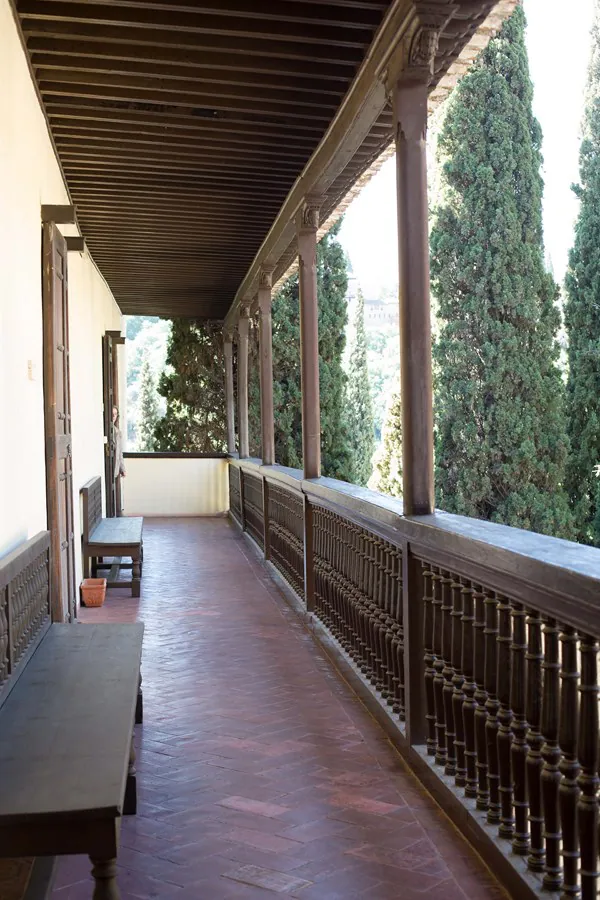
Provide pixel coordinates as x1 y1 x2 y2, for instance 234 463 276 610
81 578 107 608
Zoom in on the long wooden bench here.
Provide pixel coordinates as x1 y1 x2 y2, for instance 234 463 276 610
0 532 144 899
81 477 144 599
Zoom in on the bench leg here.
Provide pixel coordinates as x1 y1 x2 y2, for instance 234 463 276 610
90 857 120 899
132 558 141 598
83 553 90 580
124 737 137 815
135 671 143 725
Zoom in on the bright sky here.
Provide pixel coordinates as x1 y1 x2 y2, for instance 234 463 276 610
339 0 596 296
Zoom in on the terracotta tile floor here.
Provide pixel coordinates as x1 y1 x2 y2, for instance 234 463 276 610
52 518 507 900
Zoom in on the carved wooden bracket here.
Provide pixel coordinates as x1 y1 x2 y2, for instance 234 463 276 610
384 1 458 90
296 196 323 234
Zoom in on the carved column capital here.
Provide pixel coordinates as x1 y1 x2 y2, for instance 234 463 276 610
296 196 323 235
385 2 457 90
223 333 234 358
259 267 273 290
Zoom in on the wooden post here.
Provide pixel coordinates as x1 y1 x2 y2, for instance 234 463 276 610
402 546 426 745
391 65 435 515
257 269 275 466
237 306 250 459
296 197 322 480
224 332 236 454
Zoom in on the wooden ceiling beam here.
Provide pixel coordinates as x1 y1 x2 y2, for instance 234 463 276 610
44 99 327 137
40 83 334 122
27 38 352 83
28 0 384 30
53 128 312 163
62 170 292 191
55 141 305 171
67 183 281 202
35 68 341 112
19 4 370 51
60 159 295 181
30 55 346 98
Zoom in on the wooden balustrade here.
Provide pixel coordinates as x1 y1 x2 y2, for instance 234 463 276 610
228 458 600 900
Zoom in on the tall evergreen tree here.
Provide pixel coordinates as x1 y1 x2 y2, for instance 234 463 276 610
347 289 375 485
154 319 227 452
430 6 573 538
564 0 600 544
371 389 402 498
137 358 160 451
257 220 352 478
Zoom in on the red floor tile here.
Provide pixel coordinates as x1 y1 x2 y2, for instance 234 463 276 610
52 518 506 899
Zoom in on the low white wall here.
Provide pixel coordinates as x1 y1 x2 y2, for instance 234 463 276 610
123 457 229 517
0 0 122 597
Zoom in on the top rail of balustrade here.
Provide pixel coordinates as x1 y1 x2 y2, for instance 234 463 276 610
228 457 600 636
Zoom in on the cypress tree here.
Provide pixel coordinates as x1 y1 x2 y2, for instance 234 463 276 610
430 6 573 538
137 358 160 451
257 220 352 478
154 319 227 452
564 0 600 544
371 389 403 498
347 289 375 485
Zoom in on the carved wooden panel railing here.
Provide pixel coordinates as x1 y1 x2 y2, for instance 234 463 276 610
228 459 600 900
312 504 405 719
229 464 242 527
241 469 264 551
266 478 305 600
0 532 51 696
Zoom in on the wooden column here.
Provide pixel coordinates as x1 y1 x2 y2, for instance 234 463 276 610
296 197 321 480
224 332 236 454
257 269 275 466
391 50 436 515
237 306 250 459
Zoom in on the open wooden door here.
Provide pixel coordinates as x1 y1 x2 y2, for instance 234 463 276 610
42 221 77 623
102 333 116 517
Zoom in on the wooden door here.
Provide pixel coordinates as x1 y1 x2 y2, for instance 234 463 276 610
42 222 77 623
102 332 116 517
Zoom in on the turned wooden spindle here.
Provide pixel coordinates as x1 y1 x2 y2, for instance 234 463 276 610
441 571 456 777
432 568 447 767
451 576 466 788
484 590 500 824
422 562 437 756
558 625 580 898
541 617 562 891
510 601 529 854
577 632 599 900
473 585 489 811
461 579 477 799
496 593 514 839
525 609 545 872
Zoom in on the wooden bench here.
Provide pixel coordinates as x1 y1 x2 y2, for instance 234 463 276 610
81 477 144 599
0 532 144 900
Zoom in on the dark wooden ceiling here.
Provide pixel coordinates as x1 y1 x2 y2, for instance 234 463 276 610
14 0 498 318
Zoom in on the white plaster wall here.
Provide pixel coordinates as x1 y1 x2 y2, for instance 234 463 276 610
0 0 122 592
123 458 229 517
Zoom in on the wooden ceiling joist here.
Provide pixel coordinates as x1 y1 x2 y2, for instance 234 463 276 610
14 0 505 317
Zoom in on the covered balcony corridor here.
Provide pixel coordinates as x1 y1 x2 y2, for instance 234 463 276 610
52 517 504 900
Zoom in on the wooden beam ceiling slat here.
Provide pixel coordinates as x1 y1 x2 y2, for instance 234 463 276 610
19 3 370 50
31 54 347 97
27 38 352 83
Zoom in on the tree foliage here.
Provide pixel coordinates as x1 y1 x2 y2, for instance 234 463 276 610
137 358 160 451
154 319 227 452
564 2 600 544
371 389 402 498
252 220 352 478
430 6 573 538
347 289 375 485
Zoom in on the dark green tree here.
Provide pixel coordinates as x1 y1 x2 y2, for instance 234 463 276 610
257 220 352 478
430 6 573 538
372 388 402 498
154 319 227 452
564 1 600 544
347 289 375 485
137 358 160 451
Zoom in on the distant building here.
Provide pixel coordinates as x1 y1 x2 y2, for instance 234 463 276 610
346 277 399 329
